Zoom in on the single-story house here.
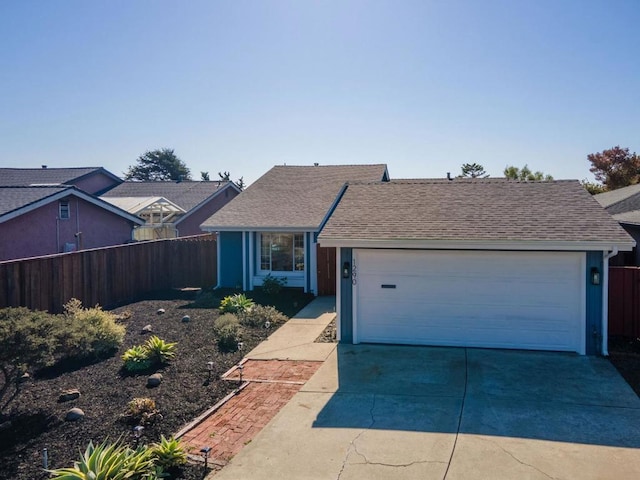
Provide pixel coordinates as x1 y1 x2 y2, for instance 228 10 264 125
200 164 389 293
0 166 122 195
594 184 640 266
102 180 241 239
317 178 635 356
0 186 144 262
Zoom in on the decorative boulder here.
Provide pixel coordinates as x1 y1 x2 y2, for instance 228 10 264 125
156 308 165 315
65 408 85 421
59 389 81 402
19 372 30 383
147 373 163 388
181 315 190 323
141 324 153 333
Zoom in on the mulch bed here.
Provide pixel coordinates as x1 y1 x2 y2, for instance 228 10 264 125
608 337 640 398
315 318 337 343
0 290 312 480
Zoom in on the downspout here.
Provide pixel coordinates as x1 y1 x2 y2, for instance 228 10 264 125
601 247 618 356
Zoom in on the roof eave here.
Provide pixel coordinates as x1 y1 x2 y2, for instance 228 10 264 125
202 225 318 233
316 238 636 252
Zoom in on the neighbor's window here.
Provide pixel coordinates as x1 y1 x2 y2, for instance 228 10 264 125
59 200 70 220
260 233 304 272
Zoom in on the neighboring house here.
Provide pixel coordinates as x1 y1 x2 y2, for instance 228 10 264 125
317 178 634 356
200 164 389 294
594 184 640 266
0 166 122 195
0 186 144 262
102 180 241 240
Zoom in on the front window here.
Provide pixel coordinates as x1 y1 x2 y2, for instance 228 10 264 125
260 233 304 272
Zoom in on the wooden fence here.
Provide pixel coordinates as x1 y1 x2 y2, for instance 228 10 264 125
609 266 640 338
0 234 217 313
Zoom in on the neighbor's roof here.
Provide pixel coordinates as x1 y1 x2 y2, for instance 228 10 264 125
594 183 640 214
0 186 144 225
101 196 185 215
318 179 634 247
102 181 235 211
201 164 389 230
613 210 640 226
0 167 121 187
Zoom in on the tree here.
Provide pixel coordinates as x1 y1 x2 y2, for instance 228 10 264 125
504 165 553 181
218 171 245 191
460 163 489 178
587 146 640 191
581 180 607 195
200 171 210 181
124 148 192 181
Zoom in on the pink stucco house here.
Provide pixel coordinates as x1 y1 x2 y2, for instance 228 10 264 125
0 186 144 262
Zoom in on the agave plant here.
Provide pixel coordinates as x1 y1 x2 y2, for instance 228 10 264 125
47 439 156 480
144 336 177 364
122 345 152 372
219 293 254 314
151 435 187 470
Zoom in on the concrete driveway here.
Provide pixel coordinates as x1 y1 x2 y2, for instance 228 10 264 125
212 345 640 480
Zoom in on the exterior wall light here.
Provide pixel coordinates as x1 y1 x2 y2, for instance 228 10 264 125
591 267 600 285
342 261 350 279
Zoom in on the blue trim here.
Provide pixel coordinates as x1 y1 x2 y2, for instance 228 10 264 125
585 251 604 355
316 183 350 242
218 232 243 288
306 232 312 292
339 248 353 343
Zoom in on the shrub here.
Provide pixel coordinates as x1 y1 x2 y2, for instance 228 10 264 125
151 435 187 470
144 336 177 364
127 397 159 425
214 314 242 352
63 298 126 357
0 307 61 412
219 294 254 314
47 439 156 480
122 345 152 373
239 304 288 328
260 274 287 295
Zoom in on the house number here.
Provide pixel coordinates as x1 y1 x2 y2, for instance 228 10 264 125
351 258 357 286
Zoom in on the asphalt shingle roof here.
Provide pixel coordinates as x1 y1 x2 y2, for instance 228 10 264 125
594 183 640 214
0 167 113 186
318 179 633 244
102 181 231 211
0 186 71 217
201 165 388 230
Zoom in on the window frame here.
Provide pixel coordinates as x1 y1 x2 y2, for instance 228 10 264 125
59 200 70 220
257 232 305 275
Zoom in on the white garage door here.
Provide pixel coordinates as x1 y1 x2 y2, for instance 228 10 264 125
354 249 585 353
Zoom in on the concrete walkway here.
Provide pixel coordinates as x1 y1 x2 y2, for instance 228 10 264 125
245 295 336 361
178 297 336 471
212 345 640 480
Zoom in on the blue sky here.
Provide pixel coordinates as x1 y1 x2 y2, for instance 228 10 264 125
1 1 638 185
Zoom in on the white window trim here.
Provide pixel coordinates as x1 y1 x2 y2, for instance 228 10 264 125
59 200 70 220
256 232 305 276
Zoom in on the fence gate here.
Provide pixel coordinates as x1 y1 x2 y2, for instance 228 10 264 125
609 266 640 338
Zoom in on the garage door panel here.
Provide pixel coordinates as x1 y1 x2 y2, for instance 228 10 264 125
354 249 584 353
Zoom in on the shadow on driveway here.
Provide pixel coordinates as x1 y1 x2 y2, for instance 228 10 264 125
310 344 640 448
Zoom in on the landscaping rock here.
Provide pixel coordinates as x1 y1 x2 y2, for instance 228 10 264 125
141 324 153 333
181 315 190 323
156 308 165 315
65 408 85 421
19 372 30 383
59 389 81 402
147 373 163 388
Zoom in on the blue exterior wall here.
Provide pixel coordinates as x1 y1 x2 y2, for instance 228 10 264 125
585 251 604 355
218 231 243 288
339 248 353 343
